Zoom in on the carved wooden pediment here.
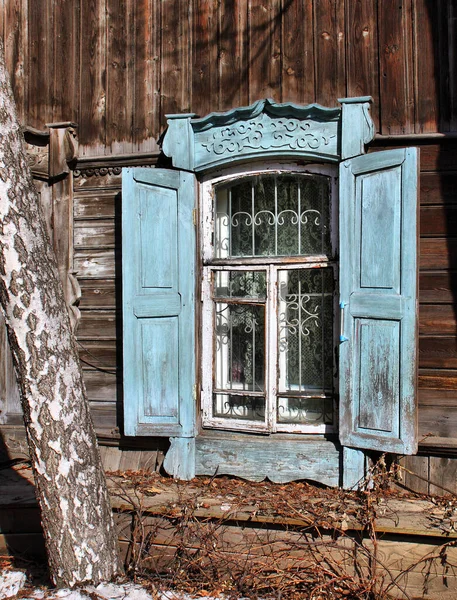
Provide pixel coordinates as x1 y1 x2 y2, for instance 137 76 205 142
162 97 375 173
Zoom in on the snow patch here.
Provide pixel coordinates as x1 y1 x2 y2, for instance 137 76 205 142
0 570 27 599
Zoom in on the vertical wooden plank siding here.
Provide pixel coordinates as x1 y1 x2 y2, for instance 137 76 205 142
79 0 107 155
313 0 346 106
247 0 282 103
345 0 380 129
106 0 134 154
4 0 27 122
134 0 159 151
281 0 315 104
413 0 439 133
52 0 80 124
191 0 218 116
27 0 51 127
160 0 190 127
378 0 415 134
218 0 249 110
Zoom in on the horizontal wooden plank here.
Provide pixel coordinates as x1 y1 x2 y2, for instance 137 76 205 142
419 388 457 406
78 340 117 370
74 190 118 219
420 172 457 205
419 271 456 304
74 248 116 278
420 238 457 270
419 404 457 440
420 205 457 236
74 220 116 248
419 335 457 368
419 304 456 335
419 369 457 390
419 143 457 172
89 401 118 431
82 370 118 401
77 309 117 339
73 171 122 190
79 279 117 309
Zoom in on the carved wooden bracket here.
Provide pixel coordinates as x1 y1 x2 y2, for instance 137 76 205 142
22 122 81 331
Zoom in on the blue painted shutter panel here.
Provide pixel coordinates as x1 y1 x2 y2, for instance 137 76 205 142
339 148 418 455
122 168 196 437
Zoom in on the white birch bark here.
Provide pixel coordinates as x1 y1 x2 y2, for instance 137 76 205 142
0 39 122 586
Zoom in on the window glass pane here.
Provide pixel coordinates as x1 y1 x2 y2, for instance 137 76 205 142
213 394 265 422
214 270 267 299
277 267 334 425
215 303 265 392
215 174 331 258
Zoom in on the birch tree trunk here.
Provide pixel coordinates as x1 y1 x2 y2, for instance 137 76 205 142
0 40 122 586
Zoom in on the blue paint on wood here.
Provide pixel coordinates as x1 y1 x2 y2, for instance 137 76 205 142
342 447 365 490
122 168 196 439
339 148 419 455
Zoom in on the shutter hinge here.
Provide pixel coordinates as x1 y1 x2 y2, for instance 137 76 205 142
192 208 197 226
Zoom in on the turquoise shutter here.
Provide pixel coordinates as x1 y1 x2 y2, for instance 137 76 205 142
122 168 196 437
339 148 418 455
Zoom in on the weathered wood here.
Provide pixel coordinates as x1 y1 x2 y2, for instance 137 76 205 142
420 172 457 205
74 190 118 219
419 272 456 304
429 456 457 495
160 0 190 125
79 0 107 155
420 205 457 236
78 340 117 370
313 0 346 106
195 433 340 486
346 0 379 129
420 238 457 270
3 0 27 121
52 0 79 124
77 309 117 339
418 390 457 440
399 455 429 494
419 335 457 368
378 0 414 134
281 0 314 105
133 0 159 152
419 304 457 335
106 0 134 155
192 0 218 116
74 220 115 248
82 370 117 402
419 369 457 390
414 0 440 133
74 248 116 278
78 279 116 310
248 0 282 102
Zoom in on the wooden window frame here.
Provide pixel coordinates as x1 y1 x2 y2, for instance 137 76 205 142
200 163 339 434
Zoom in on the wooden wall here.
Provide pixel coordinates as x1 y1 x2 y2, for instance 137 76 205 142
2 1 457 489
1 0 456 154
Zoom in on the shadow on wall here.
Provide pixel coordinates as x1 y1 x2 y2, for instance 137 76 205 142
0 431 47 569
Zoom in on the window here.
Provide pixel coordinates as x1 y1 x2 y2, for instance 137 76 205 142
201 168 338 433
121 98 419 483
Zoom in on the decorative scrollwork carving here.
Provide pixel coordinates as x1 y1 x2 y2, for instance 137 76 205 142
73 166 123 178
202 113 337 156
